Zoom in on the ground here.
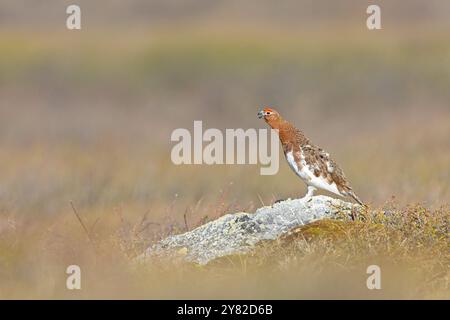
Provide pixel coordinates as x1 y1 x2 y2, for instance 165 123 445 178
0 3 449 298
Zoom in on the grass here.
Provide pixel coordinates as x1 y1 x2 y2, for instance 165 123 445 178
0 28 449 299
0 198 447 299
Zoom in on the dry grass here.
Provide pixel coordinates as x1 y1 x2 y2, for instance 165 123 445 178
0 15 449 299
0 198 448 299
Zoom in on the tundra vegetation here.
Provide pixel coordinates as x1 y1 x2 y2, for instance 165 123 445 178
0 1 449 299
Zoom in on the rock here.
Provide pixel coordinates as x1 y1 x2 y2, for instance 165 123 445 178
139 195 360 265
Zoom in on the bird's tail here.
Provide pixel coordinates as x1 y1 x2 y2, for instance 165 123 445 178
348 191 365 206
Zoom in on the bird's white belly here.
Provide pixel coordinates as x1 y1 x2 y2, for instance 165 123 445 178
285 151 342 196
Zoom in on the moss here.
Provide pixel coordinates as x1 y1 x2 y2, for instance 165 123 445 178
282 219 356 242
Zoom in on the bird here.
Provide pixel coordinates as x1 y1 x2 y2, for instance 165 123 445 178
258 107 364 205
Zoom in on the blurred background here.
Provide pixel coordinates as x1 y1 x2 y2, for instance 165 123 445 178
0 0 449 216
0 0 449 298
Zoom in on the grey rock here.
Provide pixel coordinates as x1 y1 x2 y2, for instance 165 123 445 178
140 195 359 265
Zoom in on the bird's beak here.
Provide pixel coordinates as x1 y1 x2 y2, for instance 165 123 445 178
257 110 264 119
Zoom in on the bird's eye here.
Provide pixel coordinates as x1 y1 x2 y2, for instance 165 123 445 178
265 112 270 115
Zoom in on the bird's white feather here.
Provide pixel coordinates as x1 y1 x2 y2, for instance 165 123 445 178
286 151 342 196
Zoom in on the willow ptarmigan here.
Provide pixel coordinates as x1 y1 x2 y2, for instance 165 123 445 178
258 107 363 205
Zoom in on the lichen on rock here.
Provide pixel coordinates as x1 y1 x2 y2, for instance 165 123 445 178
139 195 360 265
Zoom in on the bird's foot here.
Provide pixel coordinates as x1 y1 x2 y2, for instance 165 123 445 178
302 186 317 202
300 194 314 203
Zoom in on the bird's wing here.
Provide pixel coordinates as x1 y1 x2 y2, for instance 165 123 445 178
300 144 353 194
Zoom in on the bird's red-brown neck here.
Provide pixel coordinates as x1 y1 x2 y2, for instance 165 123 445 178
265 116 309 148
265 116 287 131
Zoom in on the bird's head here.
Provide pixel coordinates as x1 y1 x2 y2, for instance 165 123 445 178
257 107 281 125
